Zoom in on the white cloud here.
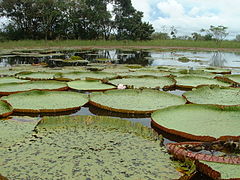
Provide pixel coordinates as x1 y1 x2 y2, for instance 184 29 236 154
132 0 240 39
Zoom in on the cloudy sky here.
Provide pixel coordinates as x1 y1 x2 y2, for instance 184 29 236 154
132 0 240 39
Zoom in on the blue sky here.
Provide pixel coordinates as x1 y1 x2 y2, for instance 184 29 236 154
132 0 240 39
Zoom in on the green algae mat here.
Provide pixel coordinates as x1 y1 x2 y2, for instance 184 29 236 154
183 86 240 106
67 80 116 91
1 90 88 113
175 76 231 89
151 104 240 141
0 101 13 117
90 89 186 113
0 115 182 179
108 76 175 89
16 71 57 80
0 77 29 84
55 71 117 81
0 80 68 95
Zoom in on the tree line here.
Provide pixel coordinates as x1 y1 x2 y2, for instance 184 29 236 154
0 0 154 40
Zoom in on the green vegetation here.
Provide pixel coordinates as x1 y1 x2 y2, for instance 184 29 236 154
0 100 13 117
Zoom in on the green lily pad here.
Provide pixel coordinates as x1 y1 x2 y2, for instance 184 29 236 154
118 70 171 77
0 101 13 117
175 76 231 89
108 76 175 89
151 104 240 141
16 72 56 80
0 115 182 179
198 67 231 74
198 161 240 180
221 74 240 85
0 117 39 148
56 72 117 81
90 89 186 113
0 81 68 95
67 80 116 91
0 70 22 77
1 90 88 113
0 77 29 84
183 86 240 106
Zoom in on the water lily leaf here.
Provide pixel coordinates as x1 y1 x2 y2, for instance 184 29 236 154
0 101 13 117
175 76 231 89
197 161 240 180
183 86 240 106
216 74 240 85
151 104 240 141
108 76 175 89
16 71 57 80
118 70 171 77
67 80 116 91
56 71 117 81
90 89 186 113
0 81 68 95
1 90 88 113
0 115 182 179
0 77 29 84
198 67 231 74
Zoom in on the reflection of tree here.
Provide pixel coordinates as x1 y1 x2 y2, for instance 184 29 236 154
209 52 226 67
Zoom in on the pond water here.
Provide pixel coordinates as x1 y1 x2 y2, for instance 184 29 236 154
1 49 240 68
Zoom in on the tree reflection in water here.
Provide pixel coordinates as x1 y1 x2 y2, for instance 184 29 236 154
209 51 227 67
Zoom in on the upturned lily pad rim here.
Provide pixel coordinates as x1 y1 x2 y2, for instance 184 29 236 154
15 71 56 80
182 86 240 107
0 100 13 117
1 90 88 113
215 75 240 85
0 81 68 95
90 89 186 114
151 104 240 142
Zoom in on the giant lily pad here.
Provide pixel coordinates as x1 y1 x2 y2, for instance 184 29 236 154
118 70 171 77
55 71 117 81
216 74 240 85
90 89 186 113
0 81 68 95
0 101 13 117
1 90 88 113
198 67 231 74
16 71 56 80
151 104 240 141
183 86 240 106
108 76 175 89
175 76 231 89
0 115 182 179
0 77 29 84
67 80 116 91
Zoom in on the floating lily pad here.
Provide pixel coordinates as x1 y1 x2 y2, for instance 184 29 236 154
198 67 231 74
56 71 117 81
16 72 56 80
0 70 22 77
151 104 240 141
0 101 13 117
1 90 88 113
108 76 175 89
0 77 29 84
90 89 186 114
0 115 182 179
0 81 68 95
0 117 39 148
67 80 116 91
216 74 240 85
118 70 171 77
197 161 240 180
183 86 240 106
175 76 231 89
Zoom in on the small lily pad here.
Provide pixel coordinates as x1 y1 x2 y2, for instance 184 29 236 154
183 86 240 106
90 89 186 113
1 90 88 113
67 80 116 91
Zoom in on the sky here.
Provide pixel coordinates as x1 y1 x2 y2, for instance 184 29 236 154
132 0 240 39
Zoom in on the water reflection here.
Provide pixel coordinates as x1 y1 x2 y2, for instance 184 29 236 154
209 51 226 67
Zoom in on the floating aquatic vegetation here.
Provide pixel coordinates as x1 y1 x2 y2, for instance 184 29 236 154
178 57 190 63
0 77 29 84
90 89 186 114
108 76 175 90
118 70 171 78
0 80 68 95
0 101 13 117
151 104 240 141
175 76 232 89
183 86 240 106
198 67 231 74
67 80 116 91
215 74 240 86
1 90 88 113
0 115 182 179
16 71 57 80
